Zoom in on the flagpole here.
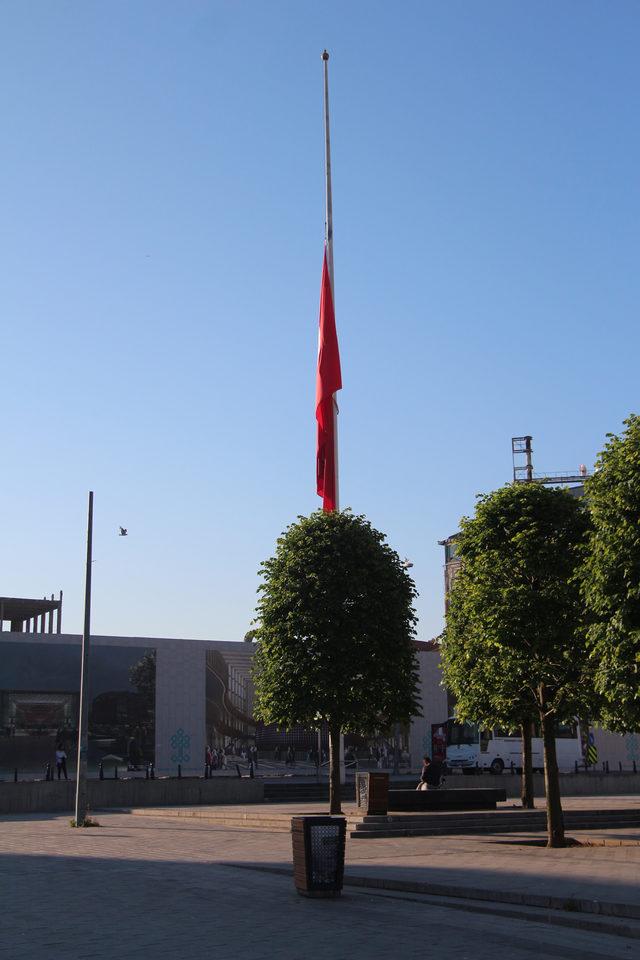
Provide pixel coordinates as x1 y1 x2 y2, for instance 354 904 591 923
322 49 339 512
322 51 345 787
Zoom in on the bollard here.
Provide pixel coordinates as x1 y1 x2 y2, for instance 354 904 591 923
510 762 515 775
178 764 182 779
14 768 18 783
236 763 241 778
204 764 209 780
619 761 623 772
150 763 155 780
249 760 255 779
114 764 118 780
145 765 149 780
45 762 51 782
634 761 637 774
99 762 104 781
606 760 610 773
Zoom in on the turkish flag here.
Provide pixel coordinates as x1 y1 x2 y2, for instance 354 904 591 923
316 249 342 511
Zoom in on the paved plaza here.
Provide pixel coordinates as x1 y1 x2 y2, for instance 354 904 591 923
2 807 640 959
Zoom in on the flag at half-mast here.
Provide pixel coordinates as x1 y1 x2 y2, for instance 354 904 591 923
316 249 341 511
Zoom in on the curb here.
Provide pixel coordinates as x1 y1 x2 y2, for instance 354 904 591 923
221 860 640 927
343 873 640 921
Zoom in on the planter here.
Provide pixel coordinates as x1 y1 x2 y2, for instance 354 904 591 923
291 816 346 898
355 771 389 815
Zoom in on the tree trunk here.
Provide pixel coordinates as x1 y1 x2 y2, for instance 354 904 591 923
540 705 565 847
328 723 342 815
520 721 534 809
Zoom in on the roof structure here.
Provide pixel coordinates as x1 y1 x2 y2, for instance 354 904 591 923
0 594 63 633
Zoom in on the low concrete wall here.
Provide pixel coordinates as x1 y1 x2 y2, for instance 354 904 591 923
0 777 264 815
446 771 640 799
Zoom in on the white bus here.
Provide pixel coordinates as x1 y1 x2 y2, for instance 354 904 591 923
445 718 583 774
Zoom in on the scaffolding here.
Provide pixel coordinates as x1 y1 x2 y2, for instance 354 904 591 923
512 436 589 486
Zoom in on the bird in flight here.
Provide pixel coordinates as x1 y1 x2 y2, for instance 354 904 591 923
119 527 128 537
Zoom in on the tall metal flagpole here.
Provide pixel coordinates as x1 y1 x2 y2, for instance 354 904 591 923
74 491 94 826
322 50 345 786
322 49 339 511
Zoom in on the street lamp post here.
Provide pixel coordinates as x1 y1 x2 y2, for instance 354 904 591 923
74 491 94 826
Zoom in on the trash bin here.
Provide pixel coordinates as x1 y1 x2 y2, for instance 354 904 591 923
291 816 346 898
355 772 389 815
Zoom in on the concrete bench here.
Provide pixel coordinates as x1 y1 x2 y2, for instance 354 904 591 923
387 787 507 812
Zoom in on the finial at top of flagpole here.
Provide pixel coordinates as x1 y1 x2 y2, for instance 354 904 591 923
322 50 329 61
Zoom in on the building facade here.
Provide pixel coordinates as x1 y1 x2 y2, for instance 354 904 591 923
0 631 254 777
1 625 447 777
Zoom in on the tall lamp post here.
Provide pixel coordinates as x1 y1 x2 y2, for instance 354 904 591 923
74 491 94 826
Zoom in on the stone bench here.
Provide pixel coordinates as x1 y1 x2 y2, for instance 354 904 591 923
387 787 507 812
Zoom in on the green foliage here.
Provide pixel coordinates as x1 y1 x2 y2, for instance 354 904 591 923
440 483 594 726
583 414 640 729
129 650 156 701
252 510 421 733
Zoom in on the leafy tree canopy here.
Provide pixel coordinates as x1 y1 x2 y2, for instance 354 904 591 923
584 414 640 729
252 510 421 734
441 483 595 726
129 650 156 702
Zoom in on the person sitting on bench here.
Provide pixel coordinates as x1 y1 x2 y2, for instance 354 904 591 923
417 754 444 790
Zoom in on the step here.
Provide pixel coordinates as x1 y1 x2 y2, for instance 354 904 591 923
351 815 640 839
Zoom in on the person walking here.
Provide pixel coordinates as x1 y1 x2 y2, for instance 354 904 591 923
55 746 68 780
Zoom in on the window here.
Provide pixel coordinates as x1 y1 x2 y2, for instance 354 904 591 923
446 720 478 746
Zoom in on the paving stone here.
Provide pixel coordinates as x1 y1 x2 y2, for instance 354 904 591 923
2 810 640 958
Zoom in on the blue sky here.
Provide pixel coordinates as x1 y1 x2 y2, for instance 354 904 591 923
2 1 638 643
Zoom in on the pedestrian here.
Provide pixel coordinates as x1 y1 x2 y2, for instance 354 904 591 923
55 746 68 780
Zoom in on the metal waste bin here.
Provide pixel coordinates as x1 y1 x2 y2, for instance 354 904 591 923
355 772 389 816
291 816 346 897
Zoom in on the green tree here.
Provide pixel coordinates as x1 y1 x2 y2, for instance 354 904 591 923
252 510 421 814
129 650 156 701
584 415 640 729
441 620 537 808
440 484 593 847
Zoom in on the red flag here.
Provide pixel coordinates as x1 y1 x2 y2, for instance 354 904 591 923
316 249 342 511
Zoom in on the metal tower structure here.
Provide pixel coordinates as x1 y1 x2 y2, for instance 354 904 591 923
512 436 589 486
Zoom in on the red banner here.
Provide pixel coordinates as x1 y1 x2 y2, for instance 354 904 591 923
316 250 342 511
